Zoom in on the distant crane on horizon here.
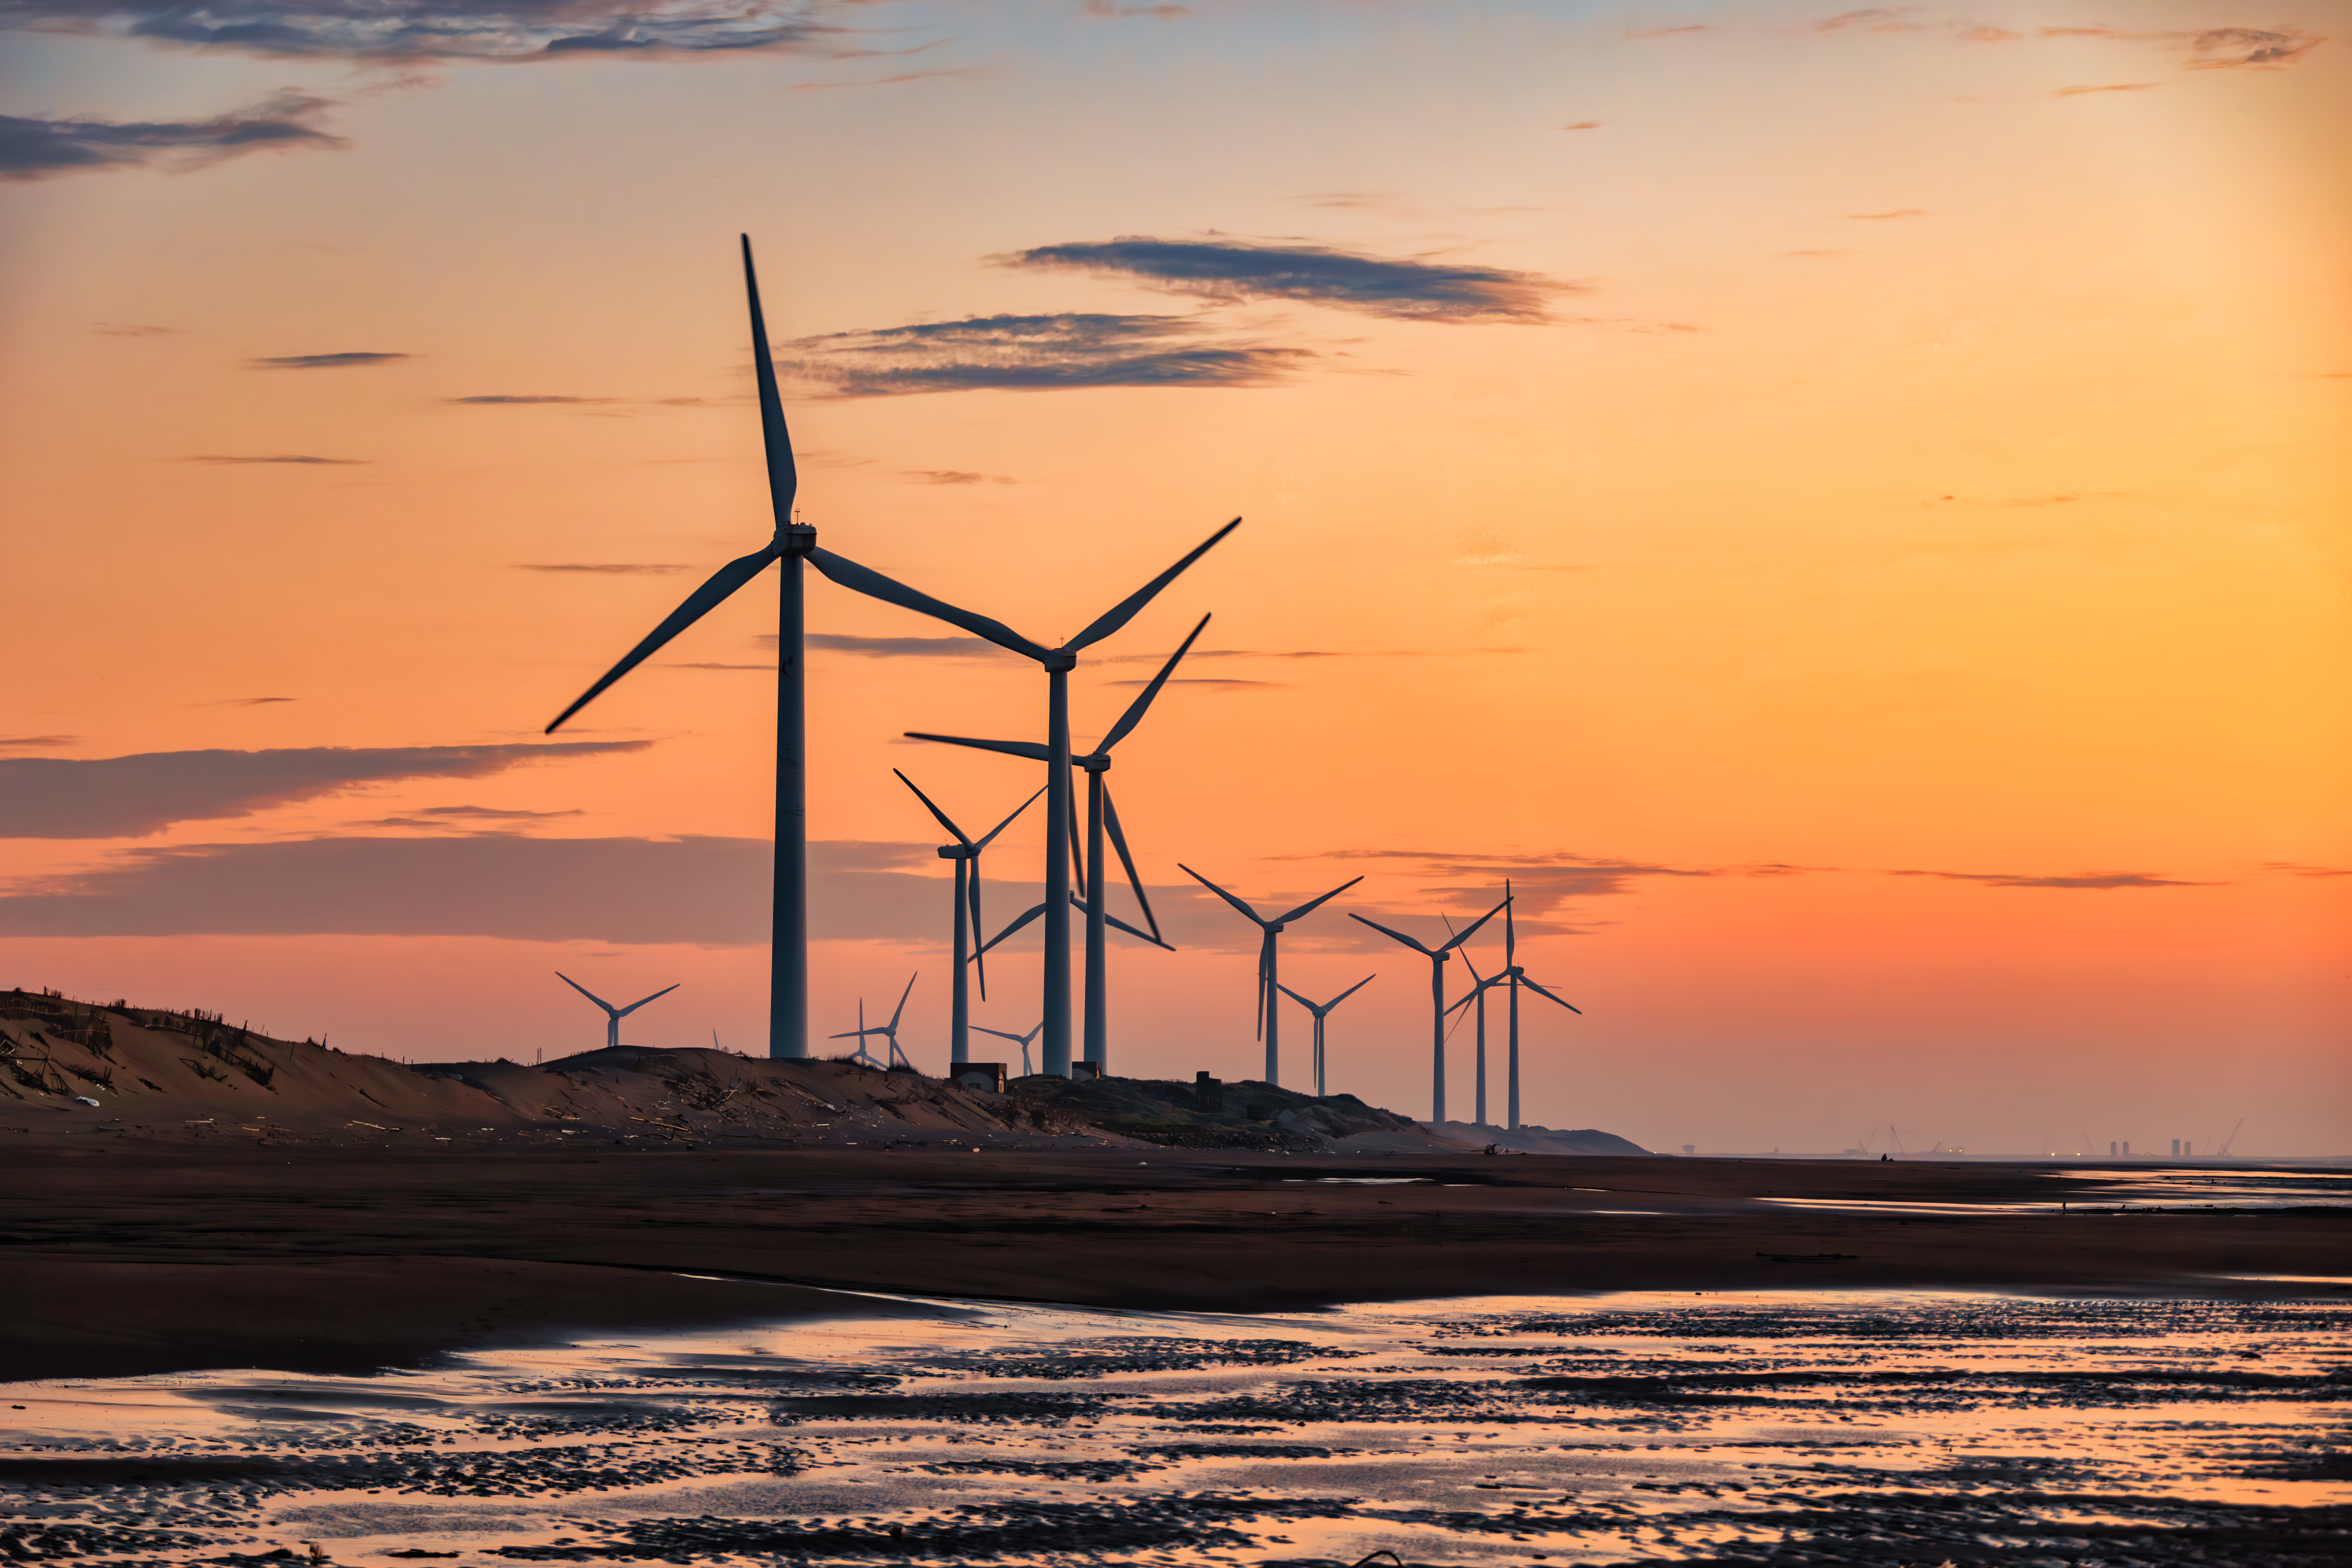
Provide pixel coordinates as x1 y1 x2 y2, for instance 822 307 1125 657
555 972 680 1053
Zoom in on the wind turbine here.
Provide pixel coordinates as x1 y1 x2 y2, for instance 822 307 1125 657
1444 946 1508 1127
1181 868 1363 1086
830 974 918 1069
809 524 1238 1078
1492 881 1580 1130
908 614 1209 1075
974 1021 1044 1077
893 772 1043 1066
544 236 907 1060
555 972 680 1052
1350 897 1510 1124
1273 975 1375 1097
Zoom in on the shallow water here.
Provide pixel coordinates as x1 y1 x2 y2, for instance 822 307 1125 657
3 1288 2346 1566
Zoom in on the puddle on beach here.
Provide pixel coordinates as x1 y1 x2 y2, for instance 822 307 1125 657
3 1290 2346 1567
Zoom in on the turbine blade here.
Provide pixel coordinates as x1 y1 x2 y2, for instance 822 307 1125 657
739 235 797 528
976 901 1049 956
545 544 779 732
971 1026 1024 1042
1460 945 1486 985
1100 906 1174 951
1101 788 1161 941
1273 981 1313 1008
968 864 989 1001
1330 974 1377 1008
904 731 1053 765
1068 793 1086 888
1254 928 1274 1037
1504 877 1516 966
805 548 1053 661
1437 897 1509 953
614 982 683 1016
554 971 617 1011
1177 864 1268 926
890 971 917 1029
892 769 970 846
1348 912 1437 956
1271 875 1365 928
1060 519 1242 653
1097 612 1210 754
1522 975 1583 1013
973 785 1047 851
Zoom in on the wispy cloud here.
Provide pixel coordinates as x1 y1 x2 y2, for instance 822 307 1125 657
249 351 411 369
94 322 178 336
195 697 298 707
2186 26 2323 69
0 92 341 180
2261 861 2350 878
515 563 689 575
349 803 585 830
798 632 1000 658
182 453 367 465
1629 24 1713 39
448 394 620 405
1889 869 2219 890
2055 82 2160 96
1084 0 1188 17
1816 9 1932 36
0 735 78 748
0 742 649 839
2 0 840 62
1091 645 1524 665
1559 120 1603 130
902 469 1016 485
780 312 1314 397
999 236 1571 324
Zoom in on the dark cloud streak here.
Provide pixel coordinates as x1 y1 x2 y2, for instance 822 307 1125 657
0 742 649 839
1001 236 1569 324
0 91 340 180
781 312 1312 397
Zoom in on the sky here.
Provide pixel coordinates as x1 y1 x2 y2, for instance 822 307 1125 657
1 0 2345 1156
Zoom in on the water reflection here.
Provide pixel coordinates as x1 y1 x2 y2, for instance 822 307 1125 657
3 1289 2345 1565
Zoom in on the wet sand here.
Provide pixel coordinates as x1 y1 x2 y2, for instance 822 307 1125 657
6 1142 2345 1379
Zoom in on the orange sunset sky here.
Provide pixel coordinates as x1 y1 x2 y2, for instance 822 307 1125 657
1 0 2345 1154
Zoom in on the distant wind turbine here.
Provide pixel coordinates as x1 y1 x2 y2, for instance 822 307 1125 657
815 524 1239 1078
893 772 1043 1066
1444 940 1507 1128
544 236 919 1060
555 972 680 1052
1273 975 1375 1097
1350 897 1510 1124
831 974 918 1070
1490 883 1579 1130
909 614 1207 1073
974 1021 1044 1077
1182 867 1364 1086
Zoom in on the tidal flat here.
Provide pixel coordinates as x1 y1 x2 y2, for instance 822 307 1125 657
4 1287 2346 1567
